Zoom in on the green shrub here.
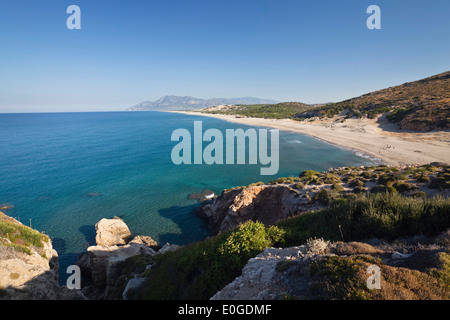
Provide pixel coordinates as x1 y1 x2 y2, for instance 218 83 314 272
269 176 300 185
414 172 431 183
299 170 320 180
349 179 365 188
411 191 427 198
378 174 397 187
428 252 450 290
0 220 48 250
219 221 284 257
332 183 344 192
430 177 450 189
393 181 417 192
276 192 450 246
294 182 305 190
248 181 265 187
313 188 334 205
308 255 380 299
361 171 374 179
387 107 412 123
352 186 365 194
139 221 284 300
323 173 341 184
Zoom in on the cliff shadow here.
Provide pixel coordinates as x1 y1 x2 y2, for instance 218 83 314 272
51 236 86 286
0 269 84 300
79 225 96 248
156 202 211 246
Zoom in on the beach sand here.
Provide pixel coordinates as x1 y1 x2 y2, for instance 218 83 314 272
170 111 450 167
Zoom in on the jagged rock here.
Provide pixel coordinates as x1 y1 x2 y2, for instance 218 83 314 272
392 251 413 259
198 185 309 234
95 217 132 247
210 246 307 300
76 243 155 300
158 243 182 254
129 235 159 251
122 276 148 300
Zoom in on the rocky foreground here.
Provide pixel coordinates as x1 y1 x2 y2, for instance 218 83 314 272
0 212 84 300
75 217 181 300
212 235 450 300
0 214 179 300
1 163 449 300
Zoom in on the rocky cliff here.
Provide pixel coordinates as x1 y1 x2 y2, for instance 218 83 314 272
198 184 319 234
0 212 84 300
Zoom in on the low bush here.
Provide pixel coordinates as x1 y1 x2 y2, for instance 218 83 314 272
0 217 49 254
139 221 284 300
299 170 320 180
277 192 450 246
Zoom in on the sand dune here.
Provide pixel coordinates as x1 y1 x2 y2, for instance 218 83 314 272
170 111 450 167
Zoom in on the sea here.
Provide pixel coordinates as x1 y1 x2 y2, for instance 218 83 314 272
0 111 376 283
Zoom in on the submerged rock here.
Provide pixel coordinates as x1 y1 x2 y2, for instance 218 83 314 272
188 189 216 202
85 192 101 197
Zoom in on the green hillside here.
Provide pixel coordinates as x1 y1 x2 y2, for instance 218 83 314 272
202 102 312 119
295 71 450 131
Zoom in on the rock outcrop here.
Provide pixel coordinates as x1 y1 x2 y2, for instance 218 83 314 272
0 212 84 300
198 185 314 234
95 217 132 246
76 217 180 300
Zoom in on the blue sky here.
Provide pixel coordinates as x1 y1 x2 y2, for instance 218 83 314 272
0 0 449 112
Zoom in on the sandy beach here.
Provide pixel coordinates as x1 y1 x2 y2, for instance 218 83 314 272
171 111 450 167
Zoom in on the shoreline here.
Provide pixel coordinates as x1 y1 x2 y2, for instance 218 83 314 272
168 111 450 167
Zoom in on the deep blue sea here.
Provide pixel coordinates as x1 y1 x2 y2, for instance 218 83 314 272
0 111 375 283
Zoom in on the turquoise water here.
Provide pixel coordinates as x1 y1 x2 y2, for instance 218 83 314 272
0 111 374 282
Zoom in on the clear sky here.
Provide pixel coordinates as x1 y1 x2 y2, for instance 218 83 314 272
0 0 449 112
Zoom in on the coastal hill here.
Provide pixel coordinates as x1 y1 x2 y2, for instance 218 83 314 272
295 71 450 131
195 71 450 132
127 96 279 111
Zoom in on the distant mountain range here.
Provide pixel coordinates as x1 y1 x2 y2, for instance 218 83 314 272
127 96 279 111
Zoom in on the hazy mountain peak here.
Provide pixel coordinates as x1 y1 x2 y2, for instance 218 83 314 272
127 96 279 111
